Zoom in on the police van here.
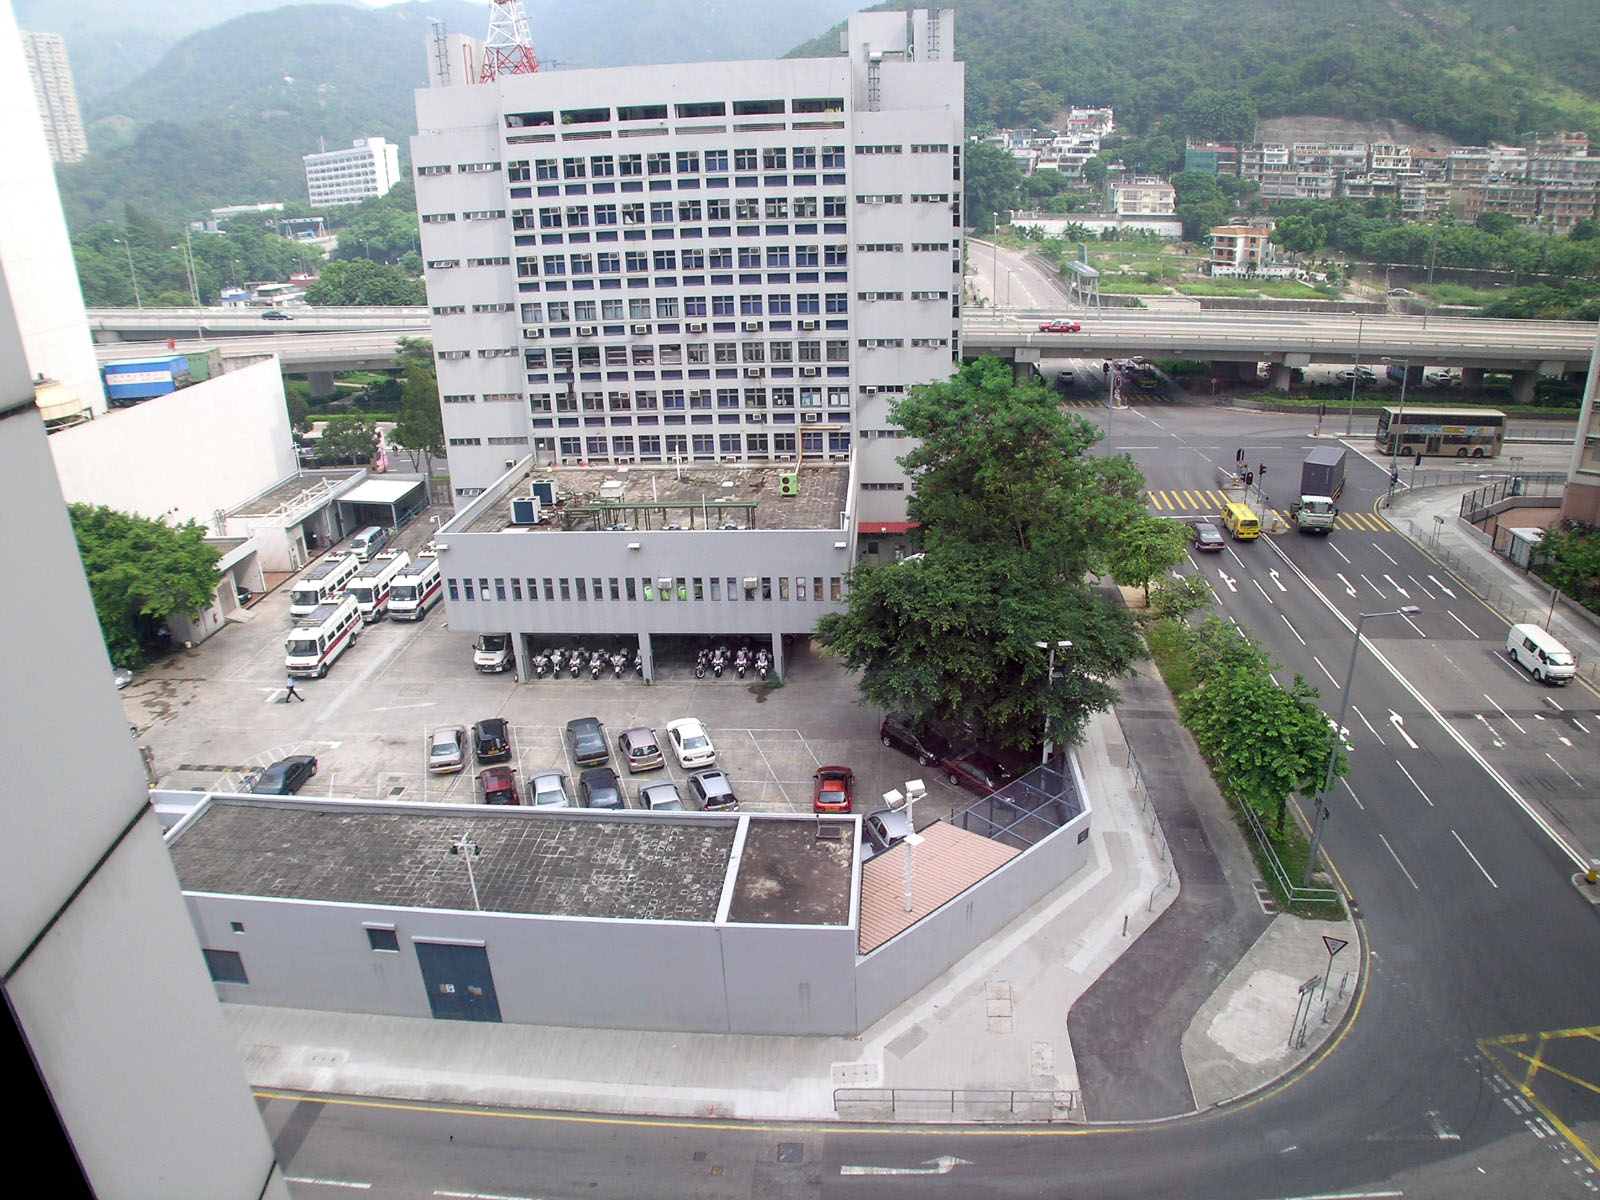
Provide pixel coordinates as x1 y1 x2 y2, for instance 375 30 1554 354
285 593 361 678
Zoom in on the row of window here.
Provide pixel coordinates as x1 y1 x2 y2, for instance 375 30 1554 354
509 288 852 317
522 336 852 361
526 385 855 411
514 146 848 180
513 196 847 228
532 431 848 459
447 573 846 605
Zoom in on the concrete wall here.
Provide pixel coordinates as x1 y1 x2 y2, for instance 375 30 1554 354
49 358 295 527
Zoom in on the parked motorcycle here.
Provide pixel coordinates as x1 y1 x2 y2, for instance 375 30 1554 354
734 647 750 679
695 648 711 679
588 650 604 681
532 650 551 679
609 650 627 679
569 646 587 679
755 648 771 681
710 645 727 678
633 648 644 677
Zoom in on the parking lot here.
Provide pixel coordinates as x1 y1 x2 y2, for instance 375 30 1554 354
125 570 983 826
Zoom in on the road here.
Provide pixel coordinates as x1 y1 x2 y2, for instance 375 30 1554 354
246 406 1600 1199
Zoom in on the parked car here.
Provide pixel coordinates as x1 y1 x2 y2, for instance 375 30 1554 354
1191 520 1226 552
472 717 512 764
879 712 952 767
617 726 664 773
1425 370 1456 387
665 717 717 768
942 747 1014 794
249 754 317 795
1336 367 1377 386
479 765 519 805
861 807 913 863
578 766 625 810
427 725 467 774
812 765 856 814
687 768 739 812
565 716 609 767
527 769 572 808
639 781 687 811
1038 319 1082 333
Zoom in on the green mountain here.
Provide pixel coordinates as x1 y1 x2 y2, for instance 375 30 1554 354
790 0 1600 147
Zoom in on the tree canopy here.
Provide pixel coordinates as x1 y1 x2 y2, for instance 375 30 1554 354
306 259 426 306
393 363 446 478
69 504 221 667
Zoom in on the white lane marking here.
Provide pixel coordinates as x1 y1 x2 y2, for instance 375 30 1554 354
1399 609 1427 638
1425 1109 1463 1141
1352 705 1387 745
1281 613 1306 646
1383 574 1410 598
1407 575 1436 599
1344 781 1366 810
1390 712 1420 751
1372 542 1399 565
1451 830 1500 888
1448 611 1479 639
1576 719 1592 735
1253 578 1276 605
1557 734 1573 747
1427 575 1457 598
435 1192 537 1200
1330 543 1352 564
1378 833 1421 889
286 1180 373 1192
1227 546 1249 571
1336 572 1359 597
1314 656 1340 686
1484 695 1528 734
1546 752 1584 788
1360 573 1386 596
1268 568 1288 592
1218 570 1239 593
1395 761 1433 809
1475 713 1506 749
1543 696 1565 712
841 1156 974 1177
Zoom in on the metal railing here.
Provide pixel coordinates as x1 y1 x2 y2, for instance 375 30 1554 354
833 1087 1079 1121
1460 475 1566 522
1236 798 1341 908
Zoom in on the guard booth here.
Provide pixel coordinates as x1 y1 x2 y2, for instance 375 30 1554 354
335 478 429 538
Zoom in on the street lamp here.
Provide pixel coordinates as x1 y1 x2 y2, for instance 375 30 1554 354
1004 267 1016 309
111 237 142 309
883 781 927 913
1381 356 1411 505
1035 639 1073 766
1303 606 1422 886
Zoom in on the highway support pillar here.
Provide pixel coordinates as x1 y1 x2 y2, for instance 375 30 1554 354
1510 369 1538 407
1461 367 1485 390
307 370 338 399
1013 347 1041 384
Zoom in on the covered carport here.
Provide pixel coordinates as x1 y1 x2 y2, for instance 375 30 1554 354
335 478 429 538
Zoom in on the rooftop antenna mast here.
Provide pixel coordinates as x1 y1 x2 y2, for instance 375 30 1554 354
478 0 539 81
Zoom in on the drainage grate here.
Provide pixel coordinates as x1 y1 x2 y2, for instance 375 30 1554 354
1253 881 1279 915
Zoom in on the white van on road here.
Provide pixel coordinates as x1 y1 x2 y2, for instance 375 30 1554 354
1506 623 1577 685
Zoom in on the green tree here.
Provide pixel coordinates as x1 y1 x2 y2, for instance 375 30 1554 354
1533 526 1600 607
963 139 1024 232
315 419 379 465
1272 214 1323 255
393 364 445 478
1178 88 1257 144
69 504 222 668
306 259 425 306
286 391 311 433
1475 211 1518 237
1106 515 1192 602
1147 574 1213 623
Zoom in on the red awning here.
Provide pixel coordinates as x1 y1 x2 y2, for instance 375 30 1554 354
859 521 919 535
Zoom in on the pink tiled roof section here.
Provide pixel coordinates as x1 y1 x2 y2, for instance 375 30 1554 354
858 822 1020 953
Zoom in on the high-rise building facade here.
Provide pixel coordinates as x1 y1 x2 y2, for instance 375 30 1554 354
302 136 402 207
412 9 963 523
20 29 86 164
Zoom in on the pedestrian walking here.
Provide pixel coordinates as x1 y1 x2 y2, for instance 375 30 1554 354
284 675 304 703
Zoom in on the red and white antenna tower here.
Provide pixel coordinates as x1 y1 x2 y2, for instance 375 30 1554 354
478 0 539 81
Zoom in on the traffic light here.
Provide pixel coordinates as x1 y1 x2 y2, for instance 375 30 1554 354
1259 463 1267 479
1245 471 1254 486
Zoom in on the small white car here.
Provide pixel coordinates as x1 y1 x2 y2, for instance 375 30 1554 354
665 717 717 768
427 725 467 774
528 769 572 808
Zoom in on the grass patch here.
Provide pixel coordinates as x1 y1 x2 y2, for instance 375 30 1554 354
1424 282 1498 306
1240 389 1578 419
1176 279 1333 299
1143 618 1195 697
1098 277 1171 295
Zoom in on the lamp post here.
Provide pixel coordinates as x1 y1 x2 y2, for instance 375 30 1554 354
884 781 927 913
1035 639 1073 766
990 215 999 307
111 237 142 308
1004 267 1015 309
1303 606 1422 886
1381 356 1411 505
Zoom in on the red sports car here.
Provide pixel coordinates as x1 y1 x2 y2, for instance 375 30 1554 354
1038 320 1082 333
812 765 856 814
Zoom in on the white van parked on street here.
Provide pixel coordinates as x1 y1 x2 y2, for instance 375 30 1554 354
1506 623 1577 685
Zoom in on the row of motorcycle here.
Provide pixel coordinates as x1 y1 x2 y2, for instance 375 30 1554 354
531 644 642 680
694 642 772 681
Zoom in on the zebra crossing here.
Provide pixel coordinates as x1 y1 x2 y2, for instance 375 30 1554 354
1145 489 1392 533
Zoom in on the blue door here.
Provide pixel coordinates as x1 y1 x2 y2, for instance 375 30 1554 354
414 942 501 1022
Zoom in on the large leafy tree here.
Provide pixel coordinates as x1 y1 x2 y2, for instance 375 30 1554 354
306 259 425 306
393 364 446 478
1106 514 1191 602
816 358 1146 753
69 504 222 668
963 139 1024 232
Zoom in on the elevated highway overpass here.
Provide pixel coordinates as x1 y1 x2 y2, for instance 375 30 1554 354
91 307 1598 401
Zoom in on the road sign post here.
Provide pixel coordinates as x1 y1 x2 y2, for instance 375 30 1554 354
1320 935 1349 1001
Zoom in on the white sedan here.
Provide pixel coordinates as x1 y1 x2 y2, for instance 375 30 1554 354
665 717 717 768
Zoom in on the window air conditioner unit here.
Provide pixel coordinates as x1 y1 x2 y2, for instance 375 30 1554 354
633 323 651 334
803 411 822 423
745 367 765 378
801 366 820 376
743 320 763 331
750 413 765 422
687 322 706 332
524 328 544 340
864 386 878 395
577 325 596 336
799 319 818 330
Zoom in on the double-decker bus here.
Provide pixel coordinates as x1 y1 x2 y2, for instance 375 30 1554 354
1375 406 1506 458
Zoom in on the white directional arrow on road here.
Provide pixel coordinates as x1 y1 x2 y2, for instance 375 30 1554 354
1475 712 1506 749
1389 710 1419 749
1336 572 1358 597
1427 575 1457 598
1268 568 1287 592
842 1157 974 1177
1218 571 1238 593
1383 575 1410 598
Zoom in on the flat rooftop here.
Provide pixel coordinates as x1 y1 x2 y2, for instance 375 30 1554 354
462 462 850 535
168 798 855 926
231 470 361 519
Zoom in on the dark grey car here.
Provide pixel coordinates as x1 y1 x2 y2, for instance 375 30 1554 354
578 767 625 809
879 712 952 767
565 716 609 767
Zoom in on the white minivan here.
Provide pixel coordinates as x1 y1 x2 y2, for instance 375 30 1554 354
1506 623 1577 685
348 525 390 562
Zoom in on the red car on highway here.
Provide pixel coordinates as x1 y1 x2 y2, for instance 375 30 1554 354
812 765 856 814
1038 320 1082 333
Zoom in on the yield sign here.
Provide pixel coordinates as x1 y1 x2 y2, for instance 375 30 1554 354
1323 936 1349 957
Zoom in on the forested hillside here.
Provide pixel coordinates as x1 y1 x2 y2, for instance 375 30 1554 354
791 0 1600 145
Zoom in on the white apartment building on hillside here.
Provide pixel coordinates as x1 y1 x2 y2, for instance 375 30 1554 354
20 30 86 163
412 8 963 526
303 136 402 207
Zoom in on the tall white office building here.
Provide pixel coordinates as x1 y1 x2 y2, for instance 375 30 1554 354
303 136 402 207
412 8 963 524
20 29 87 164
